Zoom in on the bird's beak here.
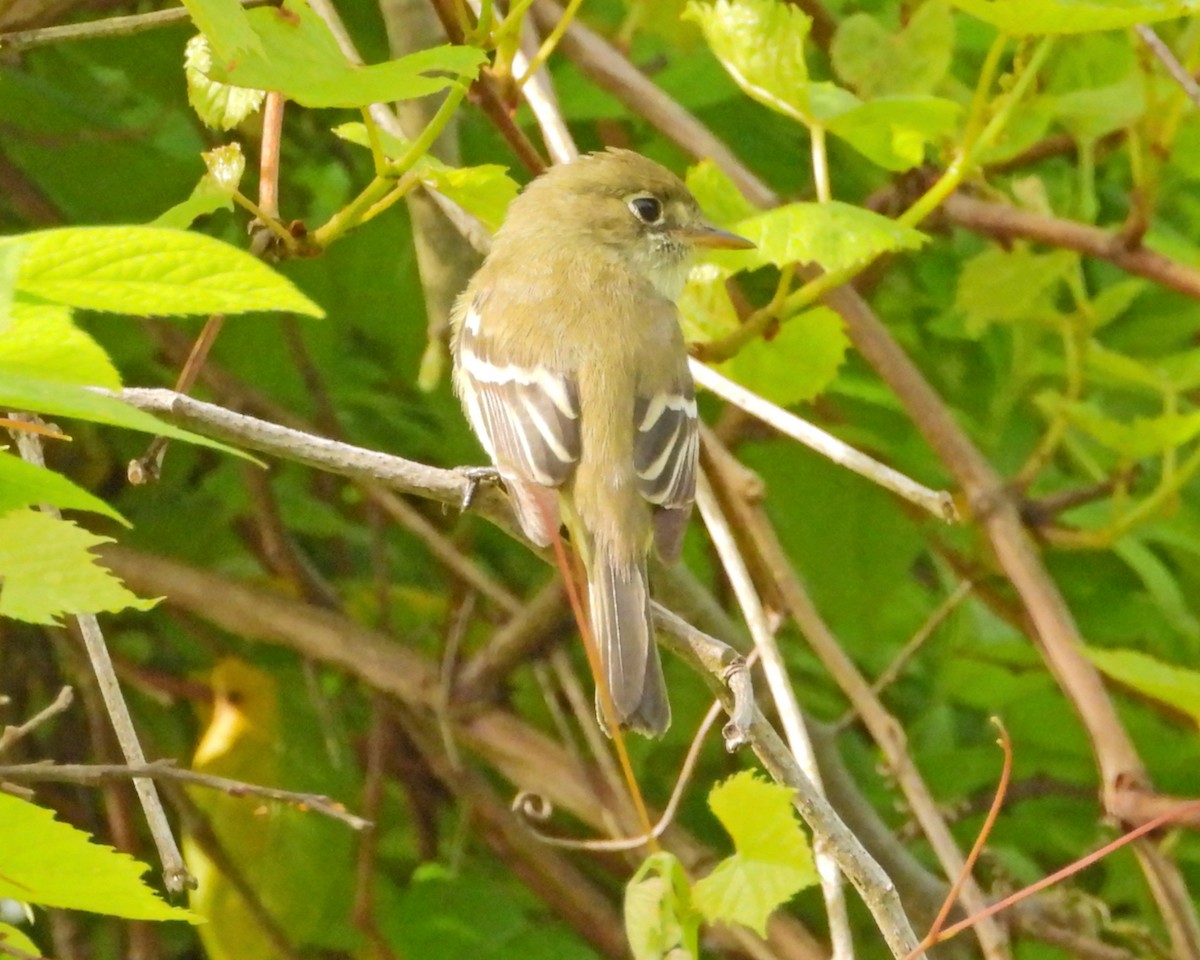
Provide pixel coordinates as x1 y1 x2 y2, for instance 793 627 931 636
679 221 756 250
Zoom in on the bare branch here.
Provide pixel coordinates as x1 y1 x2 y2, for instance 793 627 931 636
0 687 74 755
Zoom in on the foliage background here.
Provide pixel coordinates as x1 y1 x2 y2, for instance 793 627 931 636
1 1 1200 959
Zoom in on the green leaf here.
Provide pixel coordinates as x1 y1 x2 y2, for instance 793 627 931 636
152 144 245 229
1089 279 1145 328
955 247 1076 333
0 371 246 458
0 922 42 958
1113 537 1200 640
0 240 27 333
1085 342 1163 394
1040 394 1200 458
685 159 761 227
826 96 962 171
16 226 323 317
727 201 927 273
692 771 817 936
1051 71 1144 141
0 791 194 920
949 0 1200 34
1085 646 1200 726
0 510 155 624
185 34 265 130
333 123 518 231
0 302 121 388
625 853 700 960
203 0 486 109
0 451 128 524
679 263 741 342
721 307 849 406
683 0 814 124
180 0 263 61
832 2 954 98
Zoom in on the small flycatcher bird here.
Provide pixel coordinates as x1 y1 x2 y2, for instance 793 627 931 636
451 149 753 736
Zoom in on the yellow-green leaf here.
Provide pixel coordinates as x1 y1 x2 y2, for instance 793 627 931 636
184 34 265 130
721 307 849 406
0 302 120 389
1086 646 1200 726
692 772 817 936
0 791 195 921
0 510 155 624
950 0 1200 34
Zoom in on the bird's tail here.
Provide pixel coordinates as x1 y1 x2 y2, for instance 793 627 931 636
589 552 670 737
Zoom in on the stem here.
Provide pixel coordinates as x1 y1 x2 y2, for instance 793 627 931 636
312 82 467 249
811 124 831 202
516 0 585 88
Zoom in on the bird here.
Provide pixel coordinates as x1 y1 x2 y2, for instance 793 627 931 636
450 148 753 736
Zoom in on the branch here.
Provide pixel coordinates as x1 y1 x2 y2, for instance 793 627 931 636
941 192 1200 299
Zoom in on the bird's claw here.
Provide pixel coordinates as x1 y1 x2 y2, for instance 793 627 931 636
458 466 502 512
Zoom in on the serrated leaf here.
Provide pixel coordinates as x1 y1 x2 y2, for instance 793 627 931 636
0 302 120 388
625 853 700 960
0 791 193 920
949 0 1200 34
685 159 761 226
1085 646 1200 726
333 123 518 231
0 240 27 333
203 0 486 109
16 226 323 317
724 201 926 274
720 307 849 406
185 34 265 130
0 510 155 624
0 451 127 524
955 247 1076 333
827 95 962 171
0 371 247 459
0 922 42 958
683 0 814 124
832 3 954 98
692 772 816 936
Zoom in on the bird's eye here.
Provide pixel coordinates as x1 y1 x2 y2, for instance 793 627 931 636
629 196 664 224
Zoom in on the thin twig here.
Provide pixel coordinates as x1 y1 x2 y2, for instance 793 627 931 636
690 362 958 522
1136 24 1200 110
0 759 370 830
0 0 278 52
0 687 74 755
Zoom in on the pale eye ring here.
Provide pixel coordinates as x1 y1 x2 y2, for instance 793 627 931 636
628 196 664 224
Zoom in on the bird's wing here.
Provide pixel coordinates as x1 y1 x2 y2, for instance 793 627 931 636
455 301 581 545
633 379 698 564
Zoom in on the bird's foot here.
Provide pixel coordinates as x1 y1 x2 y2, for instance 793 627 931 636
457 466 502 512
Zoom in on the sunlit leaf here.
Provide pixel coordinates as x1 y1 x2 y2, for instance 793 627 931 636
1086 646 1200 725
0 240 26 333
0 791 193 919
683 0 814 124
185 34 265 130
950 0 1200 34
202 0 486 109
0 452 127 524
1113 538 1200 640
1039 394 1200 458
0 510 155 624
723 201 927 274
693 772 817 935
152 144 245 229
827 95 962 170
0 371 246 458
625 853 700 960
0 302 120 388
685 159 761 226
14 226 323 317
956 247 1076 333
0 922 42 958
721 307 849 406
679 263 741 342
